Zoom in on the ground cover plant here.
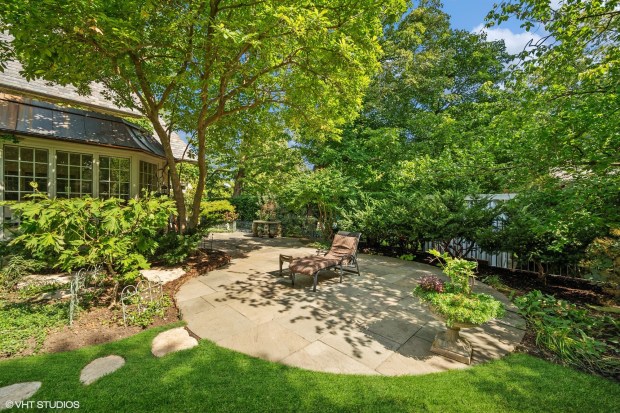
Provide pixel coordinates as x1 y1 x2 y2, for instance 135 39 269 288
514 290 620 379
0 299 67 358
0 325 619 413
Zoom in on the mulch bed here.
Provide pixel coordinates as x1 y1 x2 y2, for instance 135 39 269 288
6 249 231 358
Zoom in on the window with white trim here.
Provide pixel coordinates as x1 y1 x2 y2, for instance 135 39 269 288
139 161 158 194
3 145 48 200
56 151 93 198
99 156 130 199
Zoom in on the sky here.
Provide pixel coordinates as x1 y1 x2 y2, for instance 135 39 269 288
441 0 547 55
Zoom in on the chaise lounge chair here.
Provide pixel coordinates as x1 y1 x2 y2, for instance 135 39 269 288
288 231 361 292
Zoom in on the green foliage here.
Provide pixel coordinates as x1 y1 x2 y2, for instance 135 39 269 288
582 228 620 289
481 275 508 292
152 232 201 266
414 250 504 327
1 326 620 412
200 200 237 227
124 294 172 328
413 192 497 257
416 289 506 327
17 283 67 300
0 255 45 291
280 168 354 239
256 195 278 221
430 249 478 295
0 0 406 229
230 195 259 222
514 290 620 377
0 300 67 357
483 0 620 216
478 177 617 280
307 241 331 250
4 194 176 282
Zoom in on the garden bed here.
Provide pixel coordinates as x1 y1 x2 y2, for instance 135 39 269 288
0 248 231 359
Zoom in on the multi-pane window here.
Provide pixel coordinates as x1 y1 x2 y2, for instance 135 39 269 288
56 151 93 198
139 161 159 194
99 156 130 200
3 145 48 200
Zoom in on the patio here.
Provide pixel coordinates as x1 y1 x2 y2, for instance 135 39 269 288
176 232 525 375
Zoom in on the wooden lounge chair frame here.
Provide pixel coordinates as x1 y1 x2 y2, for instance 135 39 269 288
289 231 361 292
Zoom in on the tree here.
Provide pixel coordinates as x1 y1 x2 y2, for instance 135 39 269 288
0 0 405 231
486 0 620 181
198 108 303 197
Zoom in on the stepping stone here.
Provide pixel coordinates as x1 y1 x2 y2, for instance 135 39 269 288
80 355 125 385
151 327 198 357
140 268 186 284
0 382 41 410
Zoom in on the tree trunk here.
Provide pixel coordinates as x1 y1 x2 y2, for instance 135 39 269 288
536 261 547 285
232 167 245 197
150 116 187 233
188 127 207 229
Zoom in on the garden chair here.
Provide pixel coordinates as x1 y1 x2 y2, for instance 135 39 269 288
288 231 361 292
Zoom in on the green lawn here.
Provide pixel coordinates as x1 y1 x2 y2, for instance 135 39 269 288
1 324 618 413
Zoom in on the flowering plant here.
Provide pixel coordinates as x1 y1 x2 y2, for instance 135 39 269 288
413 250 504 327
418 275 445 293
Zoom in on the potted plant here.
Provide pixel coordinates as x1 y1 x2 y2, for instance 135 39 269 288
413 250 505 364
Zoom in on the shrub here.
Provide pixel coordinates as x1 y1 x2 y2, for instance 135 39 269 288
152 232 202 266
230 195 259 221
4 193 176 284
581 228 620 299
514 290 620 377
200 200 236 227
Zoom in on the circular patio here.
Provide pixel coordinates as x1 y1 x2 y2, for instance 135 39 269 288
176 232 525 375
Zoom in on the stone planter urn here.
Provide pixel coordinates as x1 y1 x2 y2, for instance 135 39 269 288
428 307 476 364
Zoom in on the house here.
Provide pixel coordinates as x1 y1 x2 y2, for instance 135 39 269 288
0 58 191 229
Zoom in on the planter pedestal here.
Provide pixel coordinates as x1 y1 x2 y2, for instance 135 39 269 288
431 326 472 364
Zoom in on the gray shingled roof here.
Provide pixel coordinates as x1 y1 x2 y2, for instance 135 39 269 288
0 93 169 157
0 59 141 117
0 56 192 161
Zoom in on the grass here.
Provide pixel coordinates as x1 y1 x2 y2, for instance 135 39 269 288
0 324 619 412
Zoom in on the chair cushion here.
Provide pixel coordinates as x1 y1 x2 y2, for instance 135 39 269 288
326 233 359 258
289 256 341 276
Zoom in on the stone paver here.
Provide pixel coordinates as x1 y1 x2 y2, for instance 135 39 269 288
218 321 310 362
0 382 41 411
140 267 186 284
175 278 216 302
177 232 525 376
80 355 125 385
185 305 256 342
282 341 378 375
151 327 198 357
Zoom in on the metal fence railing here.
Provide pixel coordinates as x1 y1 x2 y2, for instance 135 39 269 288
421 240 581 278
